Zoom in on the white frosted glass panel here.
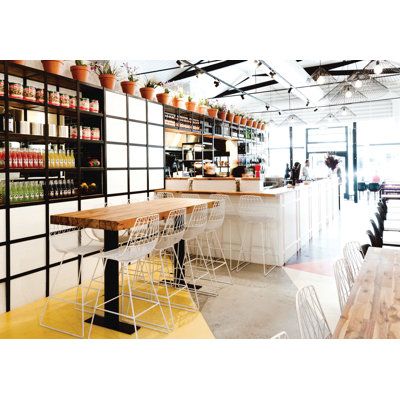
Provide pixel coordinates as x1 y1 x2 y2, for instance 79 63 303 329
130 170 147 192
149 169 165 190
107 144 127 168
148 124 164 146
148 102 163 124
11 237 46 276
105 91 127 118
148 147 164 168
106 117 127 143
129 121 147 145
130 192 149 202
81 197 106 210
107 170 128 194
0 245 5 280
49 260 78 295
10 204 46 240
107 195 128 206
49 200 78 224
128 97 146 121
0 209 5 242
129 146 147 168
11 270 46 310
0 283 5 314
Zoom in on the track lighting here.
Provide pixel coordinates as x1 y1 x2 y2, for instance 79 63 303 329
306 100 310 107
265 104 270 110
278 111 282 116
374 60 383 75
269 71 276 78
240 94 245 100
288 87 292 94
214 80 220 87
176 60 183 68
314 108 318 112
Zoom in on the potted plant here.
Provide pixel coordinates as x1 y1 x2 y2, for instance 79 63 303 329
185 95 197 112
156 82 171 105
247 116 254 127
197 99 208 115
260 120 266 130
252 118 258 128
140 78 159 100
10 60 25 65
233 111 242 124
207 101 219 118
120 62 139 95
325 154 339 172
41 60 64 74
226 107 235 123
90 60 120 90
172 87 185 108
70 60 90 82
240 114 248 125
217 103 227 121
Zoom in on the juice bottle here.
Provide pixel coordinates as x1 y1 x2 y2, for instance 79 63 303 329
39 150 44 169
0 147 4 170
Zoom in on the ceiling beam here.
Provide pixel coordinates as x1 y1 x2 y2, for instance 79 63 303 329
304 60 361 75
167 60 247 82
214 80 277 98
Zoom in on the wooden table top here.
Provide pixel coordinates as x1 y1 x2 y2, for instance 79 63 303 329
50 198 215 231
333 247 400 339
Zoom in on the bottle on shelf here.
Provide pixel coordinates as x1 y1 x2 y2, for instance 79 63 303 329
8 180 45 204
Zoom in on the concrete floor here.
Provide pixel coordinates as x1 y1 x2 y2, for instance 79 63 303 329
199 198 375 339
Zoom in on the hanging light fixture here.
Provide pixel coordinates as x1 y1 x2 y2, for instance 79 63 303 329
354 79 363 88
279 91 307 126
345 86 353 98
317 112 341 125
309 62 336 90
374 60 383 75
335 106 356 119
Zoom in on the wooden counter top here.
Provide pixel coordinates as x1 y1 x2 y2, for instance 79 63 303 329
156 188 288 197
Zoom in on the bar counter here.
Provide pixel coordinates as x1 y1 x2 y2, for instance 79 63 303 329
159 177 339 266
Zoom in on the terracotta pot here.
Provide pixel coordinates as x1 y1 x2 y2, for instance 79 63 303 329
226 112 234 123
218 111 227 121
185 101 197 112
70 65 90 82
99 74 116 90
41 60 63 74
208 108 218 118
233 115 241 124
140 87 155 100
198 105 208 115
241 117 248 125
156 92 171 105
252 120 258 128
121 81 136 95
261 123 266 130
247 119 254 127
257 121 262 129
172 97 185 109
11 60 25 65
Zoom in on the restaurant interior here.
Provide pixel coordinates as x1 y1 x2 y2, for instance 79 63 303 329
1 4 397 398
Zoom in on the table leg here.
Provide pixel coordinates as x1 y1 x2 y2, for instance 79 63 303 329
174 239 202 290
85 230 138 335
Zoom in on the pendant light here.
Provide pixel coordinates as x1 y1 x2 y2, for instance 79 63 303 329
374 60 383 75
279 91 307 126
335 106 356 119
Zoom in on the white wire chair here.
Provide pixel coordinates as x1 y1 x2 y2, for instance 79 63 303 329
88 213 168 338
183 203 217 300
333 258 352 313
236 195 277 276
296 285 332 339
343 241 364 283
154 191 174 199
271 331 289 339
40 224 103 338
202 199 232 286
181 193 200 199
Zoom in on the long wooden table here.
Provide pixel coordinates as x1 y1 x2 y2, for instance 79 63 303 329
333 247 400 339
50 198 215 335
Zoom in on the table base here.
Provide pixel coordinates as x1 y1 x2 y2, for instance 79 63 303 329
85 315 140 335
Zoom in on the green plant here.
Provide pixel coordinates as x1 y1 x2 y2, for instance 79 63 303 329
74 60 88 66
142 78 159 88
198 99 208 106
174 87 185 99
208 101 219 109
121 62 139 82
187 95 194 102
217 103 227 112
90 60 120 76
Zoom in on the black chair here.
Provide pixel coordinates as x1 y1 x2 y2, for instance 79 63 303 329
360 243 370 257
368 182 381 202
366 229 381 247
375 212 384 233
377 204 386 220
370 219 383 247
358 182 367 199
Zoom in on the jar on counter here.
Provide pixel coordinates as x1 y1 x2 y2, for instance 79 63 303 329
36 88 45 103
80 126 91 140
60 93 70 108
9 82 23 99
90 127 100 141
69 96 76 109
70 125 78 139
0 80 4 96
89 99 99 113
48 91 60 106
79 98 89 111
23 86 36 101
